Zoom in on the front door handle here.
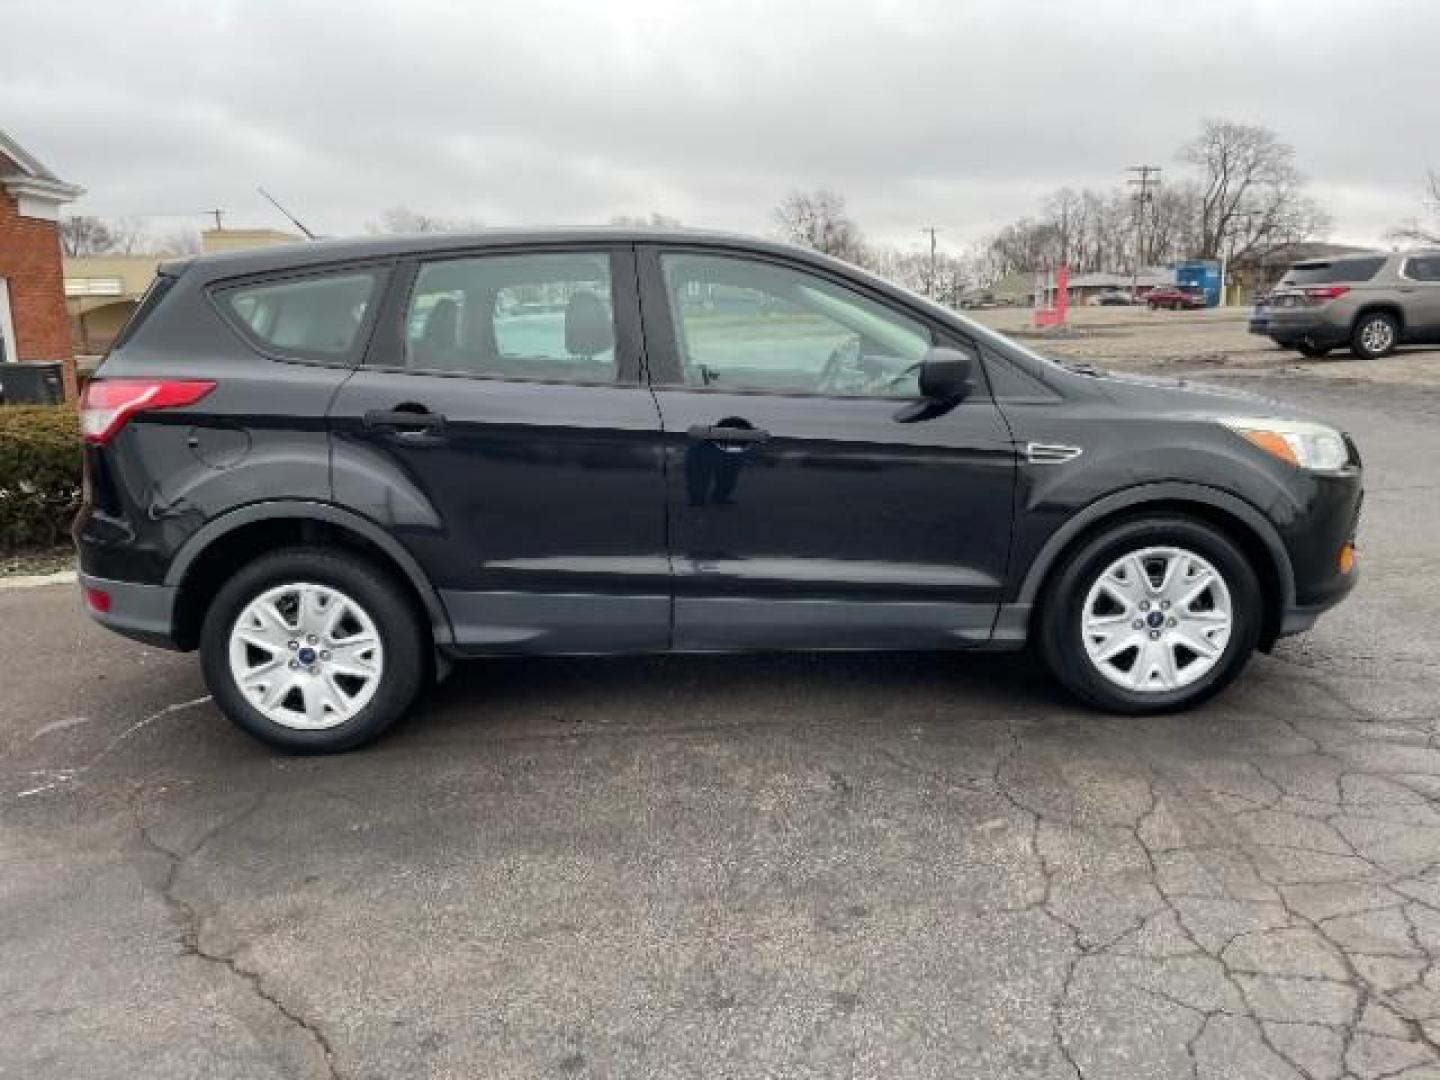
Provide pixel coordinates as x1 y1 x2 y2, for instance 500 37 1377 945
364 408 446 433
687 424 769 445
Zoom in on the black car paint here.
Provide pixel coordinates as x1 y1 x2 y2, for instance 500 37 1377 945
75 228 1362 659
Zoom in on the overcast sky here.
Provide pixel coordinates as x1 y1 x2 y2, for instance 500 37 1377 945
3 0 1437 256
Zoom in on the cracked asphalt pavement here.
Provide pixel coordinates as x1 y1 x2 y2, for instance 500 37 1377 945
4 372 1440 1079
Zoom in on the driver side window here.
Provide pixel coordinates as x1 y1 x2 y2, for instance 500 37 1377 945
659 253 933 397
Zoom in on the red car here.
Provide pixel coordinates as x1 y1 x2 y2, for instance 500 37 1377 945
1145 285 1207 310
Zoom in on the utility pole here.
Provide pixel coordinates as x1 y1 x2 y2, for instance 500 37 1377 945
920 226 939 297
205 208 226 231
1126 165 1161 298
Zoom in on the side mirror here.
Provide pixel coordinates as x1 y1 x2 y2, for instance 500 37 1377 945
896 347 976 423
919 347 975 401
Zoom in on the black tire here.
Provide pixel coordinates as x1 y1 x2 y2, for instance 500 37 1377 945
199 547 428 753
1037 516 1263 715
1351 311 1399 360
1296 342 1331 358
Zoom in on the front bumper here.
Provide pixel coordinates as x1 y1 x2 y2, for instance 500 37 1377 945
77 573 181 649
1272 469 1363 642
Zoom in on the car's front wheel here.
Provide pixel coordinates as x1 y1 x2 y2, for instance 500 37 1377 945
1038 517 1263 714
199 547 427 753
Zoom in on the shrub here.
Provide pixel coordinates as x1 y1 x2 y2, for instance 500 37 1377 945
0 405 83 549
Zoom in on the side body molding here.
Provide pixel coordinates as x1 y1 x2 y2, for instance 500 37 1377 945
163 500 455 645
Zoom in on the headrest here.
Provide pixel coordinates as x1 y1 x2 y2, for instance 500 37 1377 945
422 297 459 348
564 290 613 357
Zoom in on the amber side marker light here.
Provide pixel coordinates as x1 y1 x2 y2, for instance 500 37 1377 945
1339 543 1357 575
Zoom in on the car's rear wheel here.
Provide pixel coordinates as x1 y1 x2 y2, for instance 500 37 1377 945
1351 311 1399 360
200 547 427 753
1297 342 1331 358
1038 517 1263 714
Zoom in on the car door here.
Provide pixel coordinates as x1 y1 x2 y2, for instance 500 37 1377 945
1400 255 1440 339
638 245 1017 651
328 244 670 654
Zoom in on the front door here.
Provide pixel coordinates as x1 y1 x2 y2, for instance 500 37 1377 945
638 246 1017 651
329 245 670 654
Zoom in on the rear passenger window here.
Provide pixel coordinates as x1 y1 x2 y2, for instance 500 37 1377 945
1404 256 1440 282
402 253 616 382
219 270 379 358
1285 258 1386 285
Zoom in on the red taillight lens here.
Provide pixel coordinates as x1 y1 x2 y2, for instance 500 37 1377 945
1304 285 1351 303
83 586 112 613
79 379 216 445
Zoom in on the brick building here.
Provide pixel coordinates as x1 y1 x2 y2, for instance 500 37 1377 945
0 129 83 397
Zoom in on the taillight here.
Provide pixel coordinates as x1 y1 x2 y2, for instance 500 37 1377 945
79 379 216 445
1303 285 1351 304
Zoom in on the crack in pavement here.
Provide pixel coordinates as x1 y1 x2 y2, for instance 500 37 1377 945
129 787 342 1080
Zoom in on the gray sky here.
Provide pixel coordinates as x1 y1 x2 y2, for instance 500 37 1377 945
4 0 1436 256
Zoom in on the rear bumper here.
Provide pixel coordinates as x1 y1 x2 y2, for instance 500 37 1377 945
78 573 182 650
1266 311 1349 348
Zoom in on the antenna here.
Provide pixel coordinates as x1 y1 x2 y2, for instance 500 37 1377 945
257 187 317 240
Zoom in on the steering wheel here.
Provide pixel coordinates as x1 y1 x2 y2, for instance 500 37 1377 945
816 335 862 394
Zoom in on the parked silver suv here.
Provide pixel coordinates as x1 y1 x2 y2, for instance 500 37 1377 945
1267 251 1440 359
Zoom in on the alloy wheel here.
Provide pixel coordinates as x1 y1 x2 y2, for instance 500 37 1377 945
1360 318 1395 356
227 582 384 729
1081 546 1233 693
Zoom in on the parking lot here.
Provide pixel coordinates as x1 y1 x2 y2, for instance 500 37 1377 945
4 317 1440 1078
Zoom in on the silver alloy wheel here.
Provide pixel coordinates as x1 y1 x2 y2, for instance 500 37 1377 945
227 582 383 730
1360 317 1395 355
1081 546 1233 693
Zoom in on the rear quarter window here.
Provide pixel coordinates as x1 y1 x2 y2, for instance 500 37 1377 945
1284 257 1386 285
215 269 381 360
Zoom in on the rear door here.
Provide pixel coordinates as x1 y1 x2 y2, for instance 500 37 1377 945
1400 254 1440 339
328 244 670 654
638 245 1017 651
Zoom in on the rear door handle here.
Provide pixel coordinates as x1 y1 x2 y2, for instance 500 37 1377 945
364 408 446 437
687 424 769 444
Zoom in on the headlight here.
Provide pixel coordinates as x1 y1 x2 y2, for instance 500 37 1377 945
1219 417 1351 470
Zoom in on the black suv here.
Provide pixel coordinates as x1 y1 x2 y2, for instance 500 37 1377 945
76 229 1363 752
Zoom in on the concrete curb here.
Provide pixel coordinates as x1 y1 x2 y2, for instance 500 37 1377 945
0 570 77 590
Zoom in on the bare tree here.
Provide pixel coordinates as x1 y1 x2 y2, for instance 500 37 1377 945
1179 119 1326 260
862 244 969 302
156 227 202 255
1388 171 1440 246
609 212 682 228
105 216 149 255
772 189 865 263
368 206 483 234
59 215 116 256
